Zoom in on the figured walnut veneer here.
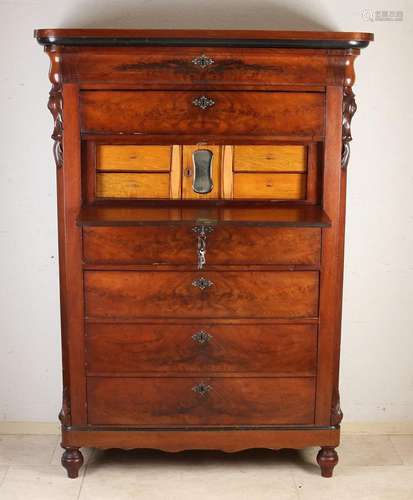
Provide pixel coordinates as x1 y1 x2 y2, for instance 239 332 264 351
83 226 321 266
80 91 325 137
85 323 317 375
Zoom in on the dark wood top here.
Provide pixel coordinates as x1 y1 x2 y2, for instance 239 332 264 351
34 29 373 49
78 204 331 227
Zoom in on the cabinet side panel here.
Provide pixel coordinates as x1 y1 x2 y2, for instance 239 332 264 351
60 84 87 424
315 85 345 424
56 136 70 426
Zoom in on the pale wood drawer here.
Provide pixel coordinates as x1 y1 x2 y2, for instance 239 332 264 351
90 143 317 201
233 145 307 172
97 145 172 171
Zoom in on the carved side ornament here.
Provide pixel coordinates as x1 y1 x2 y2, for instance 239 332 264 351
331 387 343 426
47 50 63 168
58 385 71 427
341 54 357 169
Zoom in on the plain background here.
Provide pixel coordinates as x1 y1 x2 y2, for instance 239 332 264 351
0 0 412 426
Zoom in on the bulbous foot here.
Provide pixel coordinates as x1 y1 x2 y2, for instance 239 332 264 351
61 446 84 478
317 446 338 478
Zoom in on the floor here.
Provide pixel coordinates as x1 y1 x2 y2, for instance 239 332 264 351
0 434 412 499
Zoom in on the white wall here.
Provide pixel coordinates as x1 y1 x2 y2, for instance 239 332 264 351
0 0 412 424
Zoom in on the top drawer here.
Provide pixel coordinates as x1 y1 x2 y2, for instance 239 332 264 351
80 91 325 138
65 48 329 87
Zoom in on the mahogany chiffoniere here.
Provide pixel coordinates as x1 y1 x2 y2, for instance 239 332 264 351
34 29 373 478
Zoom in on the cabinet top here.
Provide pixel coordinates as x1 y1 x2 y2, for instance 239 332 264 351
34 29 373 49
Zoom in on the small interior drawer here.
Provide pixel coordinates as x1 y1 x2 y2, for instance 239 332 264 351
97 145 172 171
96 172 170 198
233 145 307 172
233 172 307 200
88 142 319 202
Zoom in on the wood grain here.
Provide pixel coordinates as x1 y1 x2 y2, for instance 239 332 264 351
37 30 371 476
316 86 348 425
63 427 340 453
306 143 319 204
80 91 325 137
84 270 319 319
96 145 172 171
86 323 317 375
60 85 87 424
87 376 316 426
62 49 331 87
83 226 321 266
96 172 170 198
78 204 331 227
169 145 182 199
221 145 234 199
233 172 307 199
233 145 307 172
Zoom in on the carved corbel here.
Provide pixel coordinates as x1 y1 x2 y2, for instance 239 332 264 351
58 385 71 427
47 49 63 168
341 54 357 169
331 388 343 426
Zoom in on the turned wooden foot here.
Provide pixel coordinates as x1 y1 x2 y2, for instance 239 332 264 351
317 446 338 478
61 446 84 478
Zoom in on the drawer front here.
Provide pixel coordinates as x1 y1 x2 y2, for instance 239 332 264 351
96 172 170 199
97 145 173 171
84 271 319 319
87 377 315 426
86 323 317 375
66 48 329 86
233 145 307 172
83 226 321 266
80 91 324 137
233 172 307 200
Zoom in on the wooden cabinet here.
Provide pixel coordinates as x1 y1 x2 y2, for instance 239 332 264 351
35 28 373 479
